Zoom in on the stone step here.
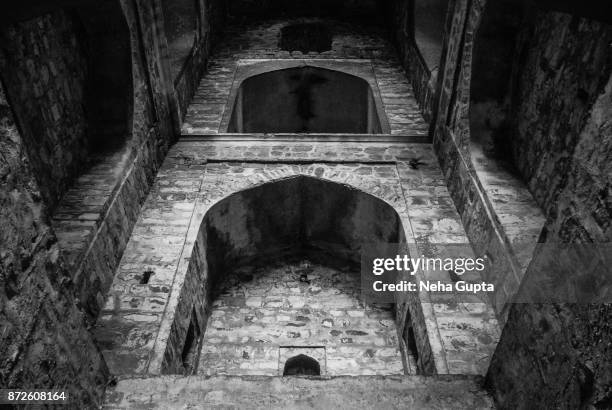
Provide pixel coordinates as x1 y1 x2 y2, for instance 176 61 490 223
104 375 494 409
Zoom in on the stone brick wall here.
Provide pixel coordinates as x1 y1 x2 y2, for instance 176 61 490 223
0 10 90 210
0 1 177 404
0 83 109 407
508 13 612 219
485 12 612 410
198 260 404 376
181 18 429 136
432 0 612 407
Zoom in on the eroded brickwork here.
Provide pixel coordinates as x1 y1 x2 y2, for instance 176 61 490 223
509 13 612 216
0 2 179 406
484 11 612 410
170 0 227 118
0 83 109 407
2 0 608 407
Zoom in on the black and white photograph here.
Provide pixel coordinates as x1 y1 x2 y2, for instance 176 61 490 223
0 0 610 408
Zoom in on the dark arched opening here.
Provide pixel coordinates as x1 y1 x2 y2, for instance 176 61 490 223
162 0 200 80
227 66 384 134
199 176 405 375
283 355 321 376
204 176 403 273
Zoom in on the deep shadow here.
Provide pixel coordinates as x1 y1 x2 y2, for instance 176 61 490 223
280 22 332 53
283 355 321 376
203 176 403 280
161 0 199 80
228 66 383 133
75 2 133 152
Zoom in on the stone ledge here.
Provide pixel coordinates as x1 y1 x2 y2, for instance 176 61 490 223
180 133 431 143
104 374 494 409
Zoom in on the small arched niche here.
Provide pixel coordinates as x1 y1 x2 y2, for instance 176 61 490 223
283 355 321 376
227 66 385 134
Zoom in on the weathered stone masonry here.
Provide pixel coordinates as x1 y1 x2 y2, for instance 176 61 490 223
86 12 507 387
1 0 610 409
0 0 186 406
431 0 612 408
1 81 109 407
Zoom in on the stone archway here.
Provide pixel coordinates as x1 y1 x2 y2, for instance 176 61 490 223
468 0 524 164
225 64 389 134
157 175 416 376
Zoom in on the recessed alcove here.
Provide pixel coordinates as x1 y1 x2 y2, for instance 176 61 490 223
222 60 390 134
283 355 321 376
153 175 428 377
